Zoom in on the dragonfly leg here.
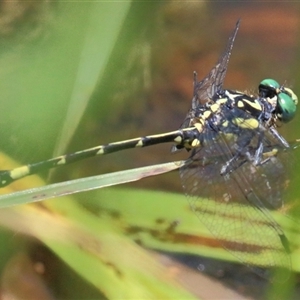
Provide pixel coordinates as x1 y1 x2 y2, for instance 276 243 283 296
220 129 255 175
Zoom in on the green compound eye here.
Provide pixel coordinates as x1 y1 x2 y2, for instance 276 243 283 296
277 90 297 122
259 79 298 123
259 78 280 98
260 78 280 89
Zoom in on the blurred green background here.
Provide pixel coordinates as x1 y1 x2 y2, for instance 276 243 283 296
0 1 299 299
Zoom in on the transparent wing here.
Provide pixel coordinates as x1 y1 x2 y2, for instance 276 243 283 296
180 20 240 131
192 19 240 108
171 20 240 152
180 106 291 282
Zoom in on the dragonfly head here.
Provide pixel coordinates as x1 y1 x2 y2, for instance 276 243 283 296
259 78 298 123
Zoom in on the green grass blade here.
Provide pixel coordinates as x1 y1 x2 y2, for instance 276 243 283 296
0 161 183 208
54 2 132 156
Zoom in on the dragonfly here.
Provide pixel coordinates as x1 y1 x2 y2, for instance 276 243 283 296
0 20 297 281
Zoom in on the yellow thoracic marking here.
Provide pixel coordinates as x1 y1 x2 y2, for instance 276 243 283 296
216 98 227 105
194 122 203 132
233 117 259 129
203 110 211 119
237 101 244 108
242 99 261 111
225 90 236 101
191 139 200 148
10 166 30 180
223 132 235 141
174 135 182 143
222 120 229 127
210 103 220 113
